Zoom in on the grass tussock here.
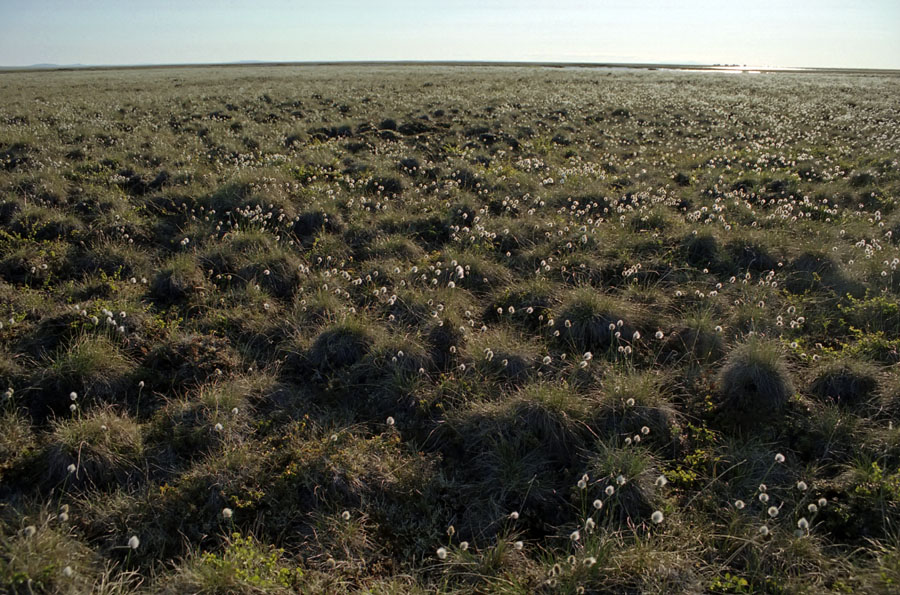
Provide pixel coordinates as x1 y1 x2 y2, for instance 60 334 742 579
716 336 794 424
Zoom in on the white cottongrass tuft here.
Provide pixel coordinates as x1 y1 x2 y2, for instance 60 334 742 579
509 511 519 520
62 566 74 577
605 485 615 496
24 525 37 538
655 474 668 487
767 506 779 518
759 525 770 536
651 510 664 524
222 508 233 519
798 518 809 530
797 481 808 491
128 535 140 549
341 511 351 520
774 453 785 463
436 547 448 560
592 499 603 510
569 530 580 541
734 500 745 510
514 540 524 550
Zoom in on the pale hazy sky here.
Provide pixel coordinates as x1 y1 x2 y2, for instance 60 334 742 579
1 0 898 68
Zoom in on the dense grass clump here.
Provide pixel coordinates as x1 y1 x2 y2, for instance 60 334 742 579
1 64 899 592
809 358 879 406
44 409 144 489
555 288 637 354
717 337 794 424
150 253 206 304
35 335 134 418
305 318 379 373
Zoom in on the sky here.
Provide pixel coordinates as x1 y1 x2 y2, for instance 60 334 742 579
1 0 898 69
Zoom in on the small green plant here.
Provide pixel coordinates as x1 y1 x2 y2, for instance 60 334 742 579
710 572 751 593
170 533 303 592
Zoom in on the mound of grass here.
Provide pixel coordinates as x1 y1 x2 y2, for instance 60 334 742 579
11 206 84 242
0 408 36 474
485 279 555 329
141 333 241 392
306 318 379 374
724 237 778 273
809 359 879 407
593 369 678 443
438 382 593 524
424 315 468 371
716 336 794 424
45 408 144 488
463 327 541 386
148 381 250 461
150 253 206 304
879 370 900 419
40 334 133 411
683 232 720 269
0 510 103 594
292 208 345 240
0 348 25 387
71 241 151 280
555 288 636 353
665 308 725 363
586 440 665 524
786 250 863 297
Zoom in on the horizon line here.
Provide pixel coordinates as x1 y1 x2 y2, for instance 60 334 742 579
2 59 900 76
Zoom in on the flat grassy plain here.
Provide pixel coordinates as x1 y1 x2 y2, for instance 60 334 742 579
1 64 899 593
